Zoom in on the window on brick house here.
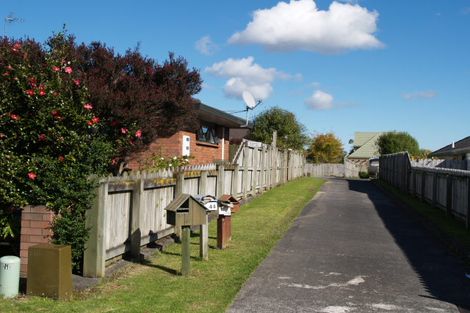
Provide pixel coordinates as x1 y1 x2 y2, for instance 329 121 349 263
197 124 219 144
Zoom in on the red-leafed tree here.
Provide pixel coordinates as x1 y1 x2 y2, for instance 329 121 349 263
72 42 202 158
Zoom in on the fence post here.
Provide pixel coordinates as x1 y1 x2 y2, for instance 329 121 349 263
446 175 453 216
260 146 266 191
267 147 272 189
83 180 108 278
421 170 426 202
175 171 185 196
199 170 209 260
217 164 225 197
130 177 144 260
231 165 239 197
253 149 258 194
432 172 438 207
466 177 470 229
175 171 185 238
242 146 249 199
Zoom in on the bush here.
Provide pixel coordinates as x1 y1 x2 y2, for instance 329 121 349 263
359 171 370 179
0 34 117 271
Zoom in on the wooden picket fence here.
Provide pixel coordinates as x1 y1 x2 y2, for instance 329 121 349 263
83 140 305 277
304 159 360 178
380 152 470 227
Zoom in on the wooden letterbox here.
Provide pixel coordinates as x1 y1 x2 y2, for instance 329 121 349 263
219 195 240 213
27 244 72 300
166 194 210 227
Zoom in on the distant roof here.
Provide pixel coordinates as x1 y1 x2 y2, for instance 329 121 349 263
348 132 383 159
430 136 470 157
197 102 251 129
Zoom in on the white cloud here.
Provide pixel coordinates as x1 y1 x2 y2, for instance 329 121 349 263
195 36 218 55
205 56 299 100
402 90 438 100
229 0 383 53
305 90 334 110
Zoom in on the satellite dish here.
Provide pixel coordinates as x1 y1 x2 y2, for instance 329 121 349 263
240 90 262 127
242 91 257 109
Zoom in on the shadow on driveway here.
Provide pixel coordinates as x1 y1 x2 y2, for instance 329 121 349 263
347 179 470 311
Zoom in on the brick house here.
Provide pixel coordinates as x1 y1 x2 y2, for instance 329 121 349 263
127 103 249 169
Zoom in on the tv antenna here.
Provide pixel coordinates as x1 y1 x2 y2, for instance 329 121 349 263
3 13 24 37
241 90 261 127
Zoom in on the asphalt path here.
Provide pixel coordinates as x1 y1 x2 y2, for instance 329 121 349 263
228 179 470 313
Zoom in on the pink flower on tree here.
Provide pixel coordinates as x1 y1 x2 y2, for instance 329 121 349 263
51 110 61 119
27 172 37 181
83 103 93 110
10 114 19 121
38 133 47 141
135 130 142 138
12 43 21 52
120 128 128 134
52 66 60 72
58 156 65 162
73 79 81 86
25 89 35 96
64 66 73 74
88 116 100 126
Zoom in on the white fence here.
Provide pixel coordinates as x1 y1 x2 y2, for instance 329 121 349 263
83 141 305 277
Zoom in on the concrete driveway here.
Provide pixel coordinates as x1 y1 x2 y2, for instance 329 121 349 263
228 179 470 313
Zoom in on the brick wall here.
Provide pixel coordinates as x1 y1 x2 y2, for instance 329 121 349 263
127 129 230 170
19 205 54 276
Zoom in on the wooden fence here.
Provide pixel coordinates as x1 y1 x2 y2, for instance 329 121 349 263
83 140 305 277
380 152 470 226
304 160 360 178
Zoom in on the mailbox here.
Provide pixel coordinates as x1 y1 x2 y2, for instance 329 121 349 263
219 195 240 213
217 200 232 216
166 194 211 227
193 195 218 212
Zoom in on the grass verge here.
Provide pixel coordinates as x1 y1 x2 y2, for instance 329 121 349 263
376 180 470 261
0 177 324 313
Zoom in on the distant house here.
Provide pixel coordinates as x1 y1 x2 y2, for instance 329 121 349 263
430 136 470 160
347 132 383 169
127 103 250 169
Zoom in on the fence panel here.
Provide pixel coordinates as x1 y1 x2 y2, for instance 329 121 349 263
84 138 308 277
380 152 470 222
105 191 131 259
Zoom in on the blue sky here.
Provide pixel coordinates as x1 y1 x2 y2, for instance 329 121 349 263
2 0 470 151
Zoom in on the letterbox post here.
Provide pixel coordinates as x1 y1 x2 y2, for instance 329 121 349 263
181 226 191 276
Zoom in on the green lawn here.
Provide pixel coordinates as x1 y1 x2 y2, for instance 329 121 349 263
377 180 470 257
1 177 324 313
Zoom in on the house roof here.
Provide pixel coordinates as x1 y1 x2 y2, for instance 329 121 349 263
197 103 251 129
348 132 383 159
430 136 470 157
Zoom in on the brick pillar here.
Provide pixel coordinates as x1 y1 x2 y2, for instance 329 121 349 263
19 205 54 277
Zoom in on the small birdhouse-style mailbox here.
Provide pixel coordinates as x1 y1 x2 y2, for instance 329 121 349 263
219 195 240 213
166 194 210 227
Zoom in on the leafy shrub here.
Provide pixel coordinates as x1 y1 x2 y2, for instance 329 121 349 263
139 154 192 171
359 171 370 179
0 34 117 271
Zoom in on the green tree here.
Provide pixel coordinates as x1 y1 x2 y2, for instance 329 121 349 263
307 133 344 163
377 131 419 156
249 107 308 150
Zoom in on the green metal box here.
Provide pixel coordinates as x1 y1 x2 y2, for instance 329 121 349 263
27 244 72 300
